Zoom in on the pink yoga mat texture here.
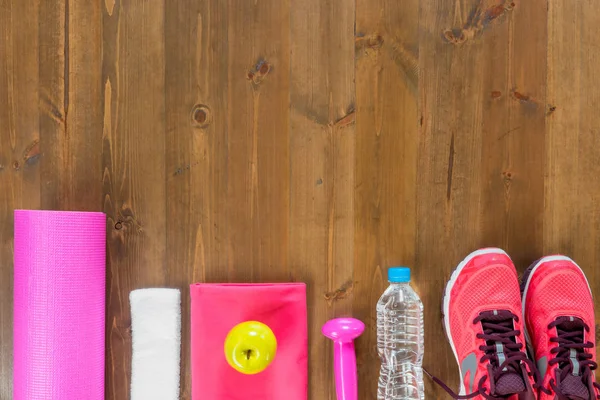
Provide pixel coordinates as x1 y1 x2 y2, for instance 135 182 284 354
190 283 308 400
13 210 106 400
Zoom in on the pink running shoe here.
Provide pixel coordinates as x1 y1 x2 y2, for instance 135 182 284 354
521 256 600 400
435 248 536 399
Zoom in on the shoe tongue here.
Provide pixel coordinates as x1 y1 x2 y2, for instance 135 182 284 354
557 317 586 331
555 317 590 400
482 310 526 397
482 310 513 322
494 371 526 396
559 373 590 399
479 311 527 396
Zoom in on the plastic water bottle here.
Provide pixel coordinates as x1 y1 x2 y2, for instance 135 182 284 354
377 267 425 400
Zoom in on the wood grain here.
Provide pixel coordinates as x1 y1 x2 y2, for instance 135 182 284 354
226 0 291 283
418 0 492 392
2 0 600 398
0 0 41 397
354 0 419 397
102 0 167 397
418 0 547 395
545 0 600 328
164 0 231 397
40 0 104 211
290 0 355 397
478 0 547 268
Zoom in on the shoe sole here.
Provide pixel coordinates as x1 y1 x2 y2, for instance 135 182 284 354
442 247 510 396
520 255 593 349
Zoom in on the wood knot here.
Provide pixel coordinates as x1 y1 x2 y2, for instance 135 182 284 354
12 161 20 171
191 104 211 128
323 280 354 304
330 109 356 129
485 4 506 22
511 89 539 110
247 60 272 85
444 3 514 45
443 29 466 44
368 34 384 48
258 62 270 75
512 91 530 102
355 34 385 57
491 91 502 99
114 221 123 230
23 139 41 166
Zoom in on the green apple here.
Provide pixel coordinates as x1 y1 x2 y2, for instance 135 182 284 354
224 321 277 374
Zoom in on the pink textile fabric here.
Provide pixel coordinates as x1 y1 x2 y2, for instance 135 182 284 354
190 283 308 400
13 210 106 400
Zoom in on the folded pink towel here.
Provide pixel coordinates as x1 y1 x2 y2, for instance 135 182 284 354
190 283 307 400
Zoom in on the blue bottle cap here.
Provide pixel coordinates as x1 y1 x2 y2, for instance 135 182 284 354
388 267 410 282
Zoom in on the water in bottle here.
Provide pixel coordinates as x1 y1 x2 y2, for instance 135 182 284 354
377 267 424 400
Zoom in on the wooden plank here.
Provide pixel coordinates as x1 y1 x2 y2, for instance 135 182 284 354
102 0 167 397
0 0 41 396
417 0 547 395
39 0 104 210
479 0 547 267
545 0 600 323
225 0 291 282
289 0 355 397
353 0 419 397
164 0 230 397
165 0 291 396
503 1 547 266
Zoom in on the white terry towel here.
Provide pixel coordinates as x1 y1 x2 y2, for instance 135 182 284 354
130 288 181 400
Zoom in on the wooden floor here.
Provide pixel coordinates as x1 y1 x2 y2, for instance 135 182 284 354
1 0 599 398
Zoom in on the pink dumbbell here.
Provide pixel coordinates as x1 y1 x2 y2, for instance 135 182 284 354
322 318 365 400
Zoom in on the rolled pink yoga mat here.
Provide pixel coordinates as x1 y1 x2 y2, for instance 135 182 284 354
13 210 106 400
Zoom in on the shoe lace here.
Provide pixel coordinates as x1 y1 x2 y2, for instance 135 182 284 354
536 317 600 400
425 310 534 399
425 369 491 399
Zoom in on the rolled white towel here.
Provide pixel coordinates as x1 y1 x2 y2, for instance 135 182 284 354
130 288 181 400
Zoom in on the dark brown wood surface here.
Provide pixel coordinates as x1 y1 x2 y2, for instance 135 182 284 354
1 0 599 398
